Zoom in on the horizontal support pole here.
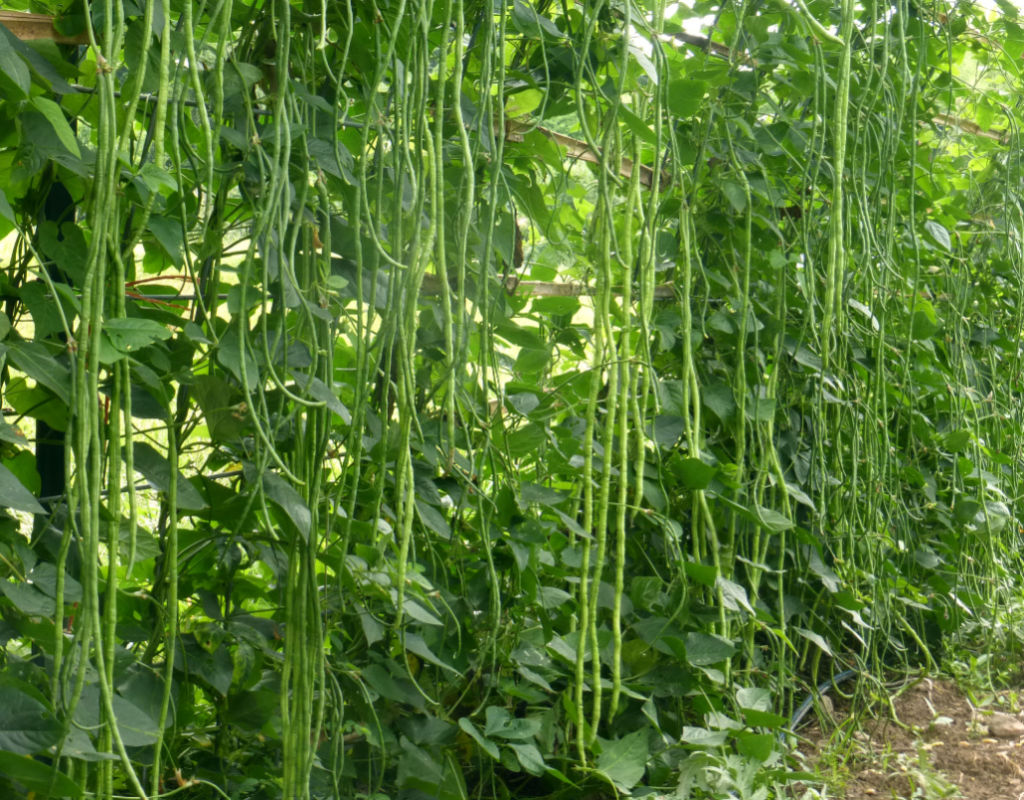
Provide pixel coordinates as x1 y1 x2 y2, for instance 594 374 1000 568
1 11 89 44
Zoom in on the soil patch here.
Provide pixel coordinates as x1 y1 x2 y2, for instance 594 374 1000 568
798 679 1024 800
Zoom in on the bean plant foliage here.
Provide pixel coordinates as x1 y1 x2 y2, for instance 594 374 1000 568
0 0 1020 795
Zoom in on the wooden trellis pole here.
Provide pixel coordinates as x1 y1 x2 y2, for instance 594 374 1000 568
0 11 88 44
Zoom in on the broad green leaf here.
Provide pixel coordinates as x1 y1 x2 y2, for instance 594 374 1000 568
128 442 207 511
226 690 279 731
736 687 772 712
147 214 185 266
404 632 461 675
415 500 451 540
945 430 971 452
509 742 547 776
38 221 88 285
74 685 161 746
0 750 81 796
684 562 718 587
595 729 648 791
191 374 245 442
716 577 754 614
0 580 54 616
924 220 951 250
260 470 312 539
29 97 81 158
681 726 728 746
6 342 71 405
511 0 566 40
0 30 30 100
458 718 500 760
484 706 542 740
752 506 794 532
175 638 234 697
684 632 736 666
0 687 61 755
795 627 833 656
361 664 425 709
520 482 569 506
666 79 707 118
139 162 178 192
0 188 14 224
702 382 736 422
0 25 76 94
678 458 716 490
742 708 789 729
0 461 44 515
736 733 775 762
103 318 172 353
23 561 82 604
305 376 352 423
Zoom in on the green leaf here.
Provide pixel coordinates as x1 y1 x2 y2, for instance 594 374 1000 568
305 376 352 423
0 25 76 94
139 162 179 193
685 632 736 666
404 633 461 675
39 221 88 285
945 430 971 452
216 330 260 391
147 214 185 267
618 103 657 145
716 577 754 614
683 562 717 587
910 300 942 340
361 664 425 710
795 627 833 656
191 374 245 442
226 689 279 730
73 685 161 746
29 97 81 158
6 342 71 405
736 687 772 712
458 718 500 760
954 497 982 526
742 708 789 729
924 220 951 250
0 189 14 225
509 742 547 776
752 506 794 532
0 461 44 515
0 686 61 755
484 706 542 740
678 458 716 490
260 470 312 539
175 638 234 697
702 382 736 422
128 442 207 511
736 733 775 762
595 729 648 791
0 750 81 797
0 580 54 616
103 318 172 353
666 79 707 118
520 482 569 506
511 0 566 40
0 29 30 100
415 500 451 540
680 726 728 746
24 561 82 604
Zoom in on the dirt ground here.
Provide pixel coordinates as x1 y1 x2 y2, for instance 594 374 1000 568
798 679 1024 800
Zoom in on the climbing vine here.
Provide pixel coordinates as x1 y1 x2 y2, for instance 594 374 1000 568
0 0 1022 797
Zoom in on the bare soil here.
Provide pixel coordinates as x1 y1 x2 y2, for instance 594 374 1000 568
798 679 1024 800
